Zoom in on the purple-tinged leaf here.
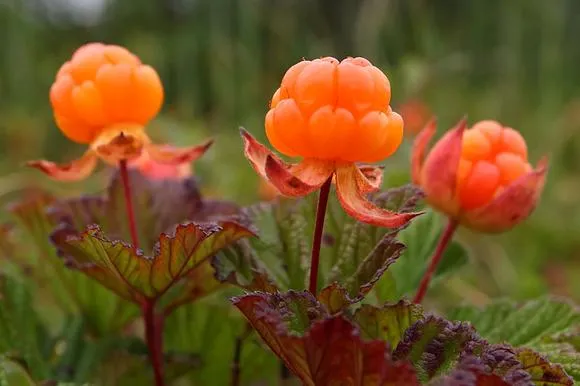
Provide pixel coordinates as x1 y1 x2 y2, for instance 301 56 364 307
393 316 484 382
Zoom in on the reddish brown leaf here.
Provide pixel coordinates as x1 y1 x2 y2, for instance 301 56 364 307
232 291 419 385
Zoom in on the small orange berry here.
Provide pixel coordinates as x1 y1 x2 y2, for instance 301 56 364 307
412 118 547 233
49 42 163 144
265 57 402 163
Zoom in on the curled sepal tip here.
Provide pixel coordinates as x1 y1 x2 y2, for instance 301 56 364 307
26 150 97 182
335 164 423 228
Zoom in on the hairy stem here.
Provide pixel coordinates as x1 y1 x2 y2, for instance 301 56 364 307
143 302 165 386
413 218 458 304
308 177 332 295
119 159 139 250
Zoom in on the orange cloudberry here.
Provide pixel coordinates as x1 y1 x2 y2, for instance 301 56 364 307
243 56 419 228
28 42 211 181
412 119 547 233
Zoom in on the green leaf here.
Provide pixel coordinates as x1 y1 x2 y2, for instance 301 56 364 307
344 235 406 300
164 299 278 385
0 276 49 380
448 297 580 382
354 300 424 349
51 221 253 310
390 210 468 298
219 184 424 310
96 350 200 386
5 194 137 336
326 185 424 297
213 241 279 293
0 357 35 386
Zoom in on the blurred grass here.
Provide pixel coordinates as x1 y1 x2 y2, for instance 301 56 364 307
1 0 579 302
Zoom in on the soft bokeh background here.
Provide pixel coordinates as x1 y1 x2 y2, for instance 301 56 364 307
1 0 579 302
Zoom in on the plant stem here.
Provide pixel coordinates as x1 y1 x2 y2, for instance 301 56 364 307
413 218 458 304
143 302 165 386
308 177 332 295
230 323 252 386
119 159 139 250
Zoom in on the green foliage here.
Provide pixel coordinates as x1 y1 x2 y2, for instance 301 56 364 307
216 185 434 300
355 300 423 348
0 357 36 386
164 299 277 385
386 210 469 299
2 193 137 336
449 297 580 382
0 276 48 380
232 291 576 385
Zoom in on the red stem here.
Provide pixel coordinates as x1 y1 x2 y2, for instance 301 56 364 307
413 218 458 304
120 161 164 384
119 159 140 250
143 302 165 386
308 177 332 295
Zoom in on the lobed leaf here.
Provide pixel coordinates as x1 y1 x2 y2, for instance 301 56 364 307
51 221 253 308
50 170 241 254
232 291 419 386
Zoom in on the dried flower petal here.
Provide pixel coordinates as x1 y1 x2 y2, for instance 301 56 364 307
335 164 422 228
26 151 97 182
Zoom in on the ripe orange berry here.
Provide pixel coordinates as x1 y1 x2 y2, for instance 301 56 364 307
49 43 163 144
456 121 531 210
265 57 403 163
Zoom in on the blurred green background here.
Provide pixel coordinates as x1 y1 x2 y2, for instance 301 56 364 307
1 0 579 302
